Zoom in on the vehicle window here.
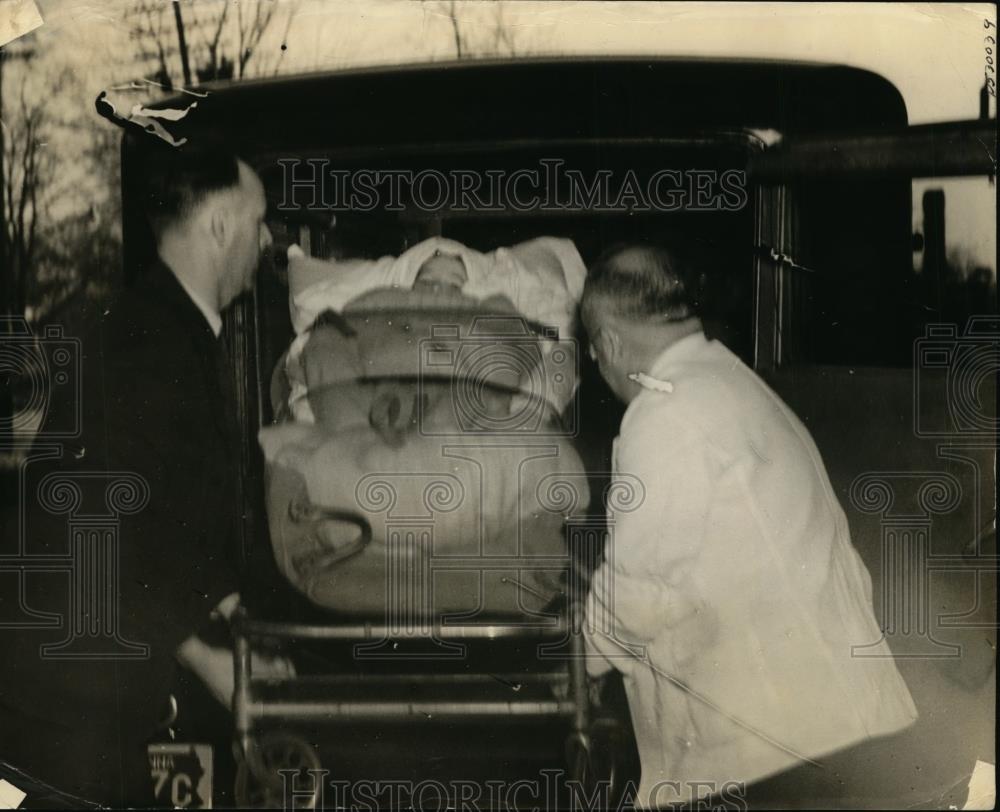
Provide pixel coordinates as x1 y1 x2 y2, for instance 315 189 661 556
771 177 996 368
911 177 997 326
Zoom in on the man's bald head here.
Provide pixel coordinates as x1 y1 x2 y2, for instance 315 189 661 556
582 243 702 404
581 243 696 328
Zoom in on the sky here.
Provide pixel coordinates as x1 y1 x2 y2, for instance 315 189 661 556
14 1 1000 268
279 1 997 124
30 1 997 124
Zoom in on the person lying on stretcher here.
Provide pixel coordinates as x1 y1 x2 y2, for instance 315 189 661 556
261 239 588 616
285 235 585 341
368 250 517 444
280 237 586 443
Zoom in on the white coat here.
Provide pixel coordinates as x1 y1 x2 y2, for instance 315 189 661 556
584 332 917 808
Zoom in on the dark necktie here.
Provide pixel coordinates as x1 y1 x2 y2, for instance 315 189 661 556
214 321 246 567
214 322 241 450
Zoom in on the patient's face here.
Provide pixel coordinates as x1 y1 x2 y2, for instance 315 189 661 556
413 254 468 292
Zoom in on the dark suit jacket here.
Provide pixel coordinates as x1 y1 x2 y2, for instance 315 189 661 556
0 260 241 739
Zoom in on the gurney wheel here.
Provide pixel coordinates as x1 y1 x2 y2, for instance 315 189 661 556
565 720 623 805
234 732 323 809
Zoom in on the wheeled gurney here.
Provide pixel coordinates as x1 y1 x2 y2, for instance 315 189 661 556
233 281 621 806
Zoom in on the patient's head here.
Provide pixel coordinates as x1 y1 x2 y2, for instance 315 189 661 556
413 251 468 292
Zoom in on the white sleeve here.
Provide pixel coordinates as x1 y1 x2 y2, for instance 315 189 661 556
584 402 713 660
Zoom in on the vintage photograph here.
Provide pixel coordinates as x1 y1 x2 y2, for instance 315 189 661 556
0 1 996 809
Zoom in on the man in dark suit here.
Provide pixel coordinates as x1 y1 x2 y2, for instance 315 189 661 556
0 146 274 806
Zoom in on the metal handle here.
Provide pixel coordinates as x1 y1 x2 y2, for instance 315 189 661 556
289 499 373 569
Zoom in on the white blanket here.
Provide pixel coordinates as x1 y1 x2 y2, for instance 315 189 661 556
288 236 586 340
284 236 586 424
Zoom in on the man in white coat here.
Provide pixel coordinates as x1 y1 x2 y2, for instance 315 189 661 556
581 244 918 809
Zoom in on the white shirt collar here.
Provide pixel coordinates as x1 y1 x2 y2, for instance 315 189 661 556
648 330 709 377
175 274 223 337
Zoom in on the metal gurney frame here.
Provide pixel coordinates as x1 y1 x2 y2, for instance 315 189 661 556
230 598 621 808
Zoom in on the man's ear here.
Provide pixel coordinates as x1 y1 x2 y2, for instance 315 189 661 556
601 325 622 362
208 204 229 250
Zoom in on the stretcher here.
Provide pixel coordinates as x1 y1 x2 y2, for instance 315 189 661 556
235 282 621 806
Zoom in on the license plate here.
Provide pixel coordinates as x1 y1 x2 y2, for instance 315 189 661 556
147 743 213 809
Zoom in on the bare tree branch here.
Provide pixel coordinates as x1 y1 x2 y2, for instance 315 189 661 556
447 0 464 58
237 0 277 78
492 2 517 57
1 57 66 314
431 0 521 60
131 0 174 87
260 1 300 76
197 0 230 79
127 0 290 85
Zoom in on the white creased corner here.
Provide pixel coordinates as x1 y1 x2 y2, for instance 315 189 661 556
0 778 26 810
0 0 43 48
963 761 996 810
